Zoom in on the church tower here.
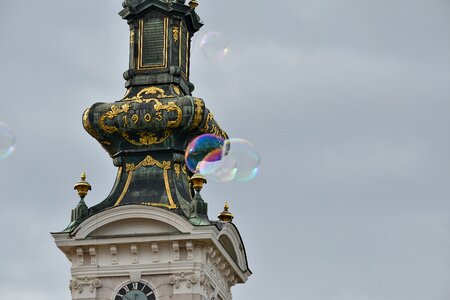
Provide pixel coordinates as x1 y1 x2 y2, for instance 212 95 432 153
52 1 251 300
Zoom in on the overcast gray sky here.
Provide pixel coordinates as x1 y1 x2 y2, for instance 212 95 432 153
1 0 450 299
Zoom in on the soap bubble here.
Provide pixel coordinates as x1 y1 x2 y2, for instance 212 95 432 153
200 138 260 182
198 149 237 182
0 122 16 160
185 134 260 183
223 138 260 182
185 134 225 173
199 32 230 60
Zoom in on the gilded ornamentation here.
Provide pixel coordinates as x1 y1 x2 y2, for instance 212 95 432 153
172 26 179 43
130 30 135 44
126 155 171 172
189 98 204 129
156 100 182 128
174 163 181 178
173 85 181 96
99 104 131 134
142 202 176 209
200 112 227 138
83 108 101 139
115 155 176 208
98 87 182 145
122 131 171 146
123 86 183 128
199 112 213 132
125 86 169 100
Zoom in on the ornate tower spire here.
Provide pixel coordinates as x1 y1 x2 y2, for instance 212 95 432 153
53 3 251 300
81 0 226 225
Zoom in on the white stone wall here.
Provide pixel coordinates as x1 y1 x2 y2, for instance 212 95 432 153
54 205 250 300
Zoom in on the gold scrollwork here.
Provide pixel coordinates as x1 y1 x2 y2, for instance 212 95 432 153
124 87 172 101
189 98 204 129
83 108 100 139
121 131 171 146
115 155 176 209
200 112 227 138
123 87 182 128
126 155 171 172
199 112 212 132
99 104 131 134
172 26 179 43
200 112 227 139
153 100 182 128
98 88 182 143
174 163 181 178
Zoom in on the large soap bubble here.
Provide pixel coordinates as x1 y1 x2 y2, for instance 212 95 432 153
199 32 230 60
200 138 260 182
185 134 225 173
0 122 16 160
185 134 260 183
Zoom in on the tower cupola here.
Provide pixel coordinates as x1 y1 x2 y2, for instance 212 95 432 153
81 0 227 224
53 3 252 300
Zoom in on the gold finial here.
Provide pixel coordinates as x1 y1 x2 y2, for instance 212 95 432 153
218 202 234 222
74 172 92 198
189 172 207 192
189 0 199 9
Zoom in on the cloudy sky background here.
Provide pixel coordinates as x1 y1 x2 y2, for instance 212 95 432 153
1 0 450 299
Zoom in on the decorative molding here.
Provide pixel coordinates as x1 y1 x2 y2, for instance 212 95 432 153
174 163 181 178
224 269 230 277
205 246 236 292
218 262 226 271
172 241 180 261
151 242 159 262
76 248 84 266
200 272 215 298
110 245 118 265
172 26 179 42
70 277 102 294
168 272 199 289
89 247 97 265
131 244 139 264
186 241 194 261
74 205 194 239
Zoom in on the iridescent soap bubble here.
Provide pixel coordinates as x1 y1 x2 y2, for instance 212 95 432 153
185 134 225 173
198 138 260 183
0 122 16 160
199 32 230 60
198 150 236 182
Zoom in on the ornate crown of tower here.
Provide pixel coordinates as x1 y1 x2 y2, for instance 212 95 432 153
52 1 251 300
